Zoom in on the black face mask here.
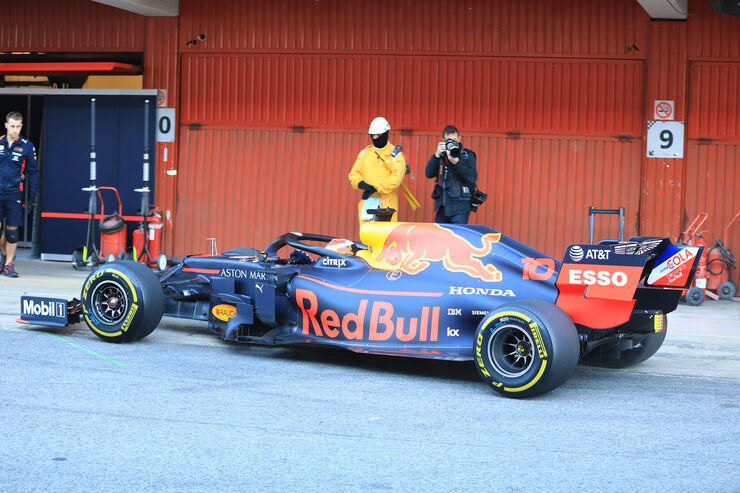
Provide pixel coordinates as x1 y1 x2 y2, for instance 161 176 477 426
371 131 389 149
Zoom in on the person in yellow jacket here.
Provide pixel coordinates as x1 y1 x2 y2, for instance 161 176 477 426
348 117 406 223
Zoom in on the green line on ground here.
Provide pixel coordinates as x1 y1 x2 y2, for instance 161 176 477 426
2 328 128 367
43 333 128 367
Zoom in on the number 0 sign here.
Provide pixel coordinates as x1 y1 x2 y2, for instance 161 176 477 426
156 108 176 143
646 121 684 159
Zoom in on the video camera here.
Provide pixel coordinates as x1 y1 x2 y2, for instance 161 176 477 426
470 189 488 213
444 139 463 158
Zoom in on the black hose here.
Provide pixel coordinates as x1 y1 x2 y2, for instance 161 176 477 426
707 241 737 276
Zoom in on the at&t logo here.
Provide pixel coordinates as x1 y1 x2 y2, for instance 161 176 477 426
569 245 584 262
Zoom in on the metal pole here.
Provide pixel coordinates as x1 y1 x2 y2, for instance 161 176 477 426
90 98 96 186
30 125 41 257
82 98 99 264
588 206 626 244
26 95 38 254
143 99 149 185
588 206 595 244
136 99 151 262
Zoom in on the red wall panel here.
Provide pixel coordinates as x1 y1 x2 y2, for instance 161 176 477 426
143 17 180 254
173 1 648 258
180 54 643 136
179 0 647 57
0 0 145 52
684 143 740 287
174 47 645 257
687 0 740 61
639 22 688 239
173 126 641 262
174 128 363 255
688 62 740 140
686 62 740 287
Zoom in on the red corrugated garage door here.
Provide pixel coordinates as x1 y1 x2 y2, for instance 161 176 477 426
686 61 740 287
173 0 647 258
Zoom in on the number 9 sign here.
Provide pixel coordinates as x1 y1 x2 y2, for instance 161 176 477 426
646 121 684 159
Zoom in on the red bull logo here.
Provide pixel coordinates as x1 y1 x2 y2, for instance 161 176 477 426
358 223 502 282
296 289 441 342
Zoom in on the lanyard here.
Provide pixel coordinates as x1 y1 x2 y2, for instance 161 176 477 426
437 157 448 187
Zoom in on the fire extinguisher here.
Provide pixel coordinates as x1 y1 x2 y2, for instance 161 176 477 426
684 233 709 306
147 208 163 261
132 207 167 270
694 233 708 285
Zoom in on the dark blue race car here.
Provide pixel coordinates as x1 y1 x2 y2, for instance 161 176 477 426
20 219 703 397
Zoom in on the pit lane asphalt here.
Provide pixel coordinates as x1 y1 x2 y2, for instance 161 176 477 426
1 257 738 492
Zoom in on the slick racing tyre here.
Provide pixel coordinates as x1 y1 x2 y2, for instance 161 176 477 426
81 260 164 342
473 299 580 398
580 327 667 369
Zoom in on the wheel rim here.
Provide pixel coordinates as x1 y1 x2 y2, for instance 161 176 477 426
689 289 703 303
91 280 129 325
488 323 535 378
719 284 734 298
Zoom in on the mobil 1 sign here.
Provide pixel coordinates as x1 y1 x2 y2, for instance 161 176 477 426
156 107 176 143
646 120 684 158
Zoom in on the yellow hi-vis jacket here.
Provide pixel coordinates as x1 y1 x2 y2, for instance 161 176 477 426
348 142 406 222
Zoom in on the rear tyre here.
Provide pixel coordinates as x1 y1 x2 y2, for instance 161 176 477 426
718 281 736 300
473 299 580 398
581 327 667 369
685 286 705 306
81 260 164 342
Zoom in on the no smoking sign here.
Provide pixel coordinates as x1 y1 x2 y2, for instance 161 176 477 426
654 100 674 121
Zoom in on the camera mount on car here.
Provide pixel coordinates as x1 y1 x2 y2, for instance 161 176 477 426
366 207 396 222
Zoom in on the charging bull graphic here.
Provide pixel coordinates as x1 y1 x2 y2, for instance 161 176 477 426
357 223 503 282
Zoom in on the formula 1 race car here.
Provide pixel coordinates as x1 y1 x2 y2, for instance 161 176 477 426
20 217 703 398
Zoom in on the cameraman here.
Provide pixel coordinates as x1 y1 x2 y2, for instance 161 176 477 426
425 125 477 224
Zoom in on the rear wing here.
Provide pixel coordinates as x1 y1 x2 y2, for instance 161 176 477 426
555 238 703 329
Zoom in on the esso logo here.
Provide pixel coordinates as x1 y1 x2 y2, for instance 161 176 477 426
568 269 628 287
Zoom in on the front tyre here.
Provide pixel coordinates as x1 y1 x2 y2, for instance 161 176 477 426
473 299 580 398
81 260 164 342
